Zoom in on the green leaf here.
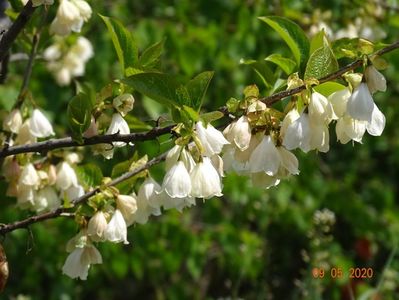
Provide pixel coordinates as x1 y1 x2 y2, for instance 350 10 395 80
304 42 338 80
240 58 275 88
310 29 326 55
200 111 225 124
67 93 93 143
138 39 165 70
100 15 138 77
259 16 309 70
265 54 296 75
184 71 214 111
332 38 375 60
124 72 180 107
182 105 200 122
313 82 346 97
76 164 103 188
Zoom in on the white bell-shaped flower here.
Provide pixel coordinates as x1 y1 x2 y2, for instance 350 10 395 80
19 163 40 187
190 157 222 199
62 245 102 280
116 194 138 225
165 145 182 170
15 120 37 145
249 135 281 175
34 186 60 212
223 116 252 151
113 94 135 117
196 121 229 156
161 160 191 198
17 184 36 208
104 209 129 244
161 193 196 212
106 113 130 147
366 104 385 136
63 184 84 201
72 37 94 62
365 65 386 94
280 109 300 139
282 112 311 152
56 162 78 190
347 83 375 122
336 116 367 144
50 0 81 36
29 109 55 138
87 211 108 241
132 179 163 225
3 109 22 134
329 88 351 118
277 147 299 176
309 122 330 153
309 92 336 124
71 0 92 21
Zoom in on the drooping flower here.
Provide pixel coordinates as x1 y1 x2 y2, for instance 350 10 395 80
106 113 130 147
161 160 191 198
14 121 37 145
133 178 163 224
196 121 229 156
29 109 55 138
3 109 22 134
366 103 385 136
50 0 92 36
62 245 102 280
190 157 222 199
365 65 386 94
308 91 336 124
116 194 138 225
223 116 252 151
335 116 367 144
309 121 330 153
347 83 375 122
249 135 281 175
277 146 299 176
282 111 311 152
87 211 108 241
104 209 129 244
34 186 60 212
329 88 351 118
19 163 40 187
56 162 78 190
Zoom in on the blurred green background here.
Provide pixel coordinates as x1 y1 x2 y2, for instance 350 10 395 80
2 0 399 299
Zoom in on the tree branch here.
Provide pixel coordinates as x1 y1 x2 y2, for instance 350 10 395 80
0 125 174 158
0 1 36 63
0 151 168 235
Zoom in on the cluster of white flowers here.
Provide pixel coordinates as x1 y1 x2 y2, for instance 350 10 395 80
44 36 93 86
50 0 92 36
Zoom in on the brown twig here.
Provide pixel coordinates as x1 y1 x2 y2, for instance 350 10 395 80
0 125 174 158
0 152 167 235
0 1 36 63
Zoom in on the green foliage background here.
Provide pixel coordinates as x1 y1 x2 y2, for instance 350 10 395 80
2 0 399 299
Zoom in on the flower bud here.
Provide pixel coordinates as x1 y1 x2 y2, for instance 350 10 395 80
116 194 138 224
365 65 386 94
113 94 135 117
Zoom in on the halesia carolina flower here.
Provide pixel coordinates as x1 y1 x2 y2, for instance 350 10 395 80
87 211 108 241
3 109 22 134
104 209 129 244
190 157 223 199
329 88 351 118
34 186 60 212
162 193 196 212
308 91 337 124
113 94 135 117
116 194 138 225
18 163 40 187
347 83 375 122
251 172 280 189
14 121 37 145
106 113 130 147
62 245 102 280
280 109 300 139
249 135 281 176
29 109 55 138
56 162 78 190
277 146 299 176
365 65 386 94
309 121 330 153
282 112 311 152
161 160 191 198
63 184 85 201
196 121 229 156
336 116 367 144
366 103 385 136
133 179 163 225
223 116 252 151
